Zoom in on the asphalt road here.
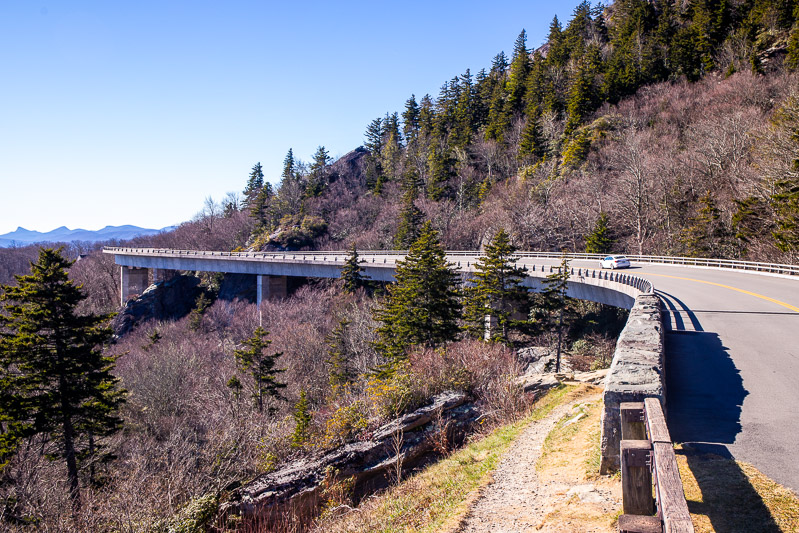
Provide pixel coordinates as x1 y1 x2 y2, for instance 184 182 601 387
530 258 799 493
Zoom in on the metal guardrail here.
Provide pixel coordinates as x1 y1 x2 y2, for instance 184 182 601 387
103 247 799 275
103 247 656 296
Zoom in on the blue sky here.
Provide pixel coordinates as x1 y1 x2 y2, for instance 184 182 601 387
0 0 583 235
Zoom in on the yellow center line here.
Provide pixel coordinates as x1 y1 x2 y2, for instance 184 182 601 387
637 272 799 313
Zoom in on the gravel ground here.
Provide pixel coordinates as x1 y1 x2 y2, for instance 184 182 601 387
458 392 611 533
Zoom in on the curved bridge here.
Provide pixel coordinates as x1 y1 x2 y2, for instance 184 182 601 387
104 247 799 493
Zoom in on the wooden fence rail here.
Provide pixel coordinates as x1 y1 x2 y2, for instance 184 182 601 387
618 398 694 533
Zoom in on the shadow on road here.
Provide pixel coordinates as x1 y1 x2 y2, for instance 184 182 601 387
658 290 704 331
679 444 782 532
665 330 746 448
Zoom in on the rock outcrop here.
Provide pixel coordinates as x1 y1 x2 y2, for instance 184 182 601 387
219 391 479 528
112 274 201 335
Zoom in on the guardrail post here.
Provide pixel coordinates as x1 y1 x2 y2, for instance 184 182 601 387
621 440 654 516
621 402 647 441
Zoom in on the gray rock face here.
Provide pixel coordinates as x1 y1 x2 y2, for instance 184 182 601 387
219 391 479 528
599 294 664 473
518 346 572 375
111 275 202 336
217 273 257 302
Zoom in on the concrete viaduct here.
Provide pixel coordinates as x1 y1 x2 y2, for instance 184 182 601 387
104 247 799 494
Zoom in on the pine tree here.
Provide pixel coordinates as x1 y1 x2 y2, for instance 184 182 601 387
340 245 371 293
282 149 296 181
306 146 332 198
426 144 452 200
402 94 421 142
530 256 575 373
250 181 274 230
565 45 602 134
326 318 356 395
0 248 124 510
373 222 462 371
585 212 615 254
364 118 385 192
505 30 531 117
290 390 312 448
243 162 264 208
764 94 799 257
463 229 530 344
233 327 286 413
394 187 425 249
519 104 547 161
680 192 730 257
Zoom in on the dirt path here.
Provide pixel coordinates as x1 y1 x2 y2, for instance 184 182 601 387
458 390 618 533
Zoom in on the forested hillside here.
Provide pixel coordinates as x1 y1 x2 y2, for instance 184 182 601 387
237 0 799 262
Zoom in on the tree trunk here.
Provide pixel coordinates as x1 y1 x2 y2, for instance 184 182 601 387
556 307 564 373
61 404 81 513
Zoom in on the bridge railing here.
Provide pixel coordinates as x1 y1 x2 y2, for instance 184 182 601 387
103 247 656 296
103 247 799 276
618 399 694 533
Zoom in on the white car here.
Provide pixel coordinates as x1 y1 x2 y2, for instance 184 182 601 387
600 255 631 269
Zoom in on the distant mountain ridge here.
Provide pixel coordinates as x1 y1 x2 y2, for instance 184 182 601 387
0 225 173 248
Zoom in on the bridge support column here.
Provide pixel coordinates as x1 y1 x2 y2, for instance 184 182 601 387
256 275 288 307
120 267 149 305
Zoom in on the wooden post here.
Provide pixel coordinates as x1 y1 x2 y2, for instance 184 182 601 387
621 440 654 515
621 402 647 441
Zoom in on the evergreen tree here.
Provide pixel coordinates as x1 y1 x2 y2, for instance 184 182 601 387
402 94 421 142
787 25 799 70
680 192 730 257
243 162 264 208
505 29 531 117
250 182 274 230
585 212 615 254
565 45 602 134
326 318 356 395
373 222 462 370
0 248 124 510
452 69 476 149
530 256 575 373
290 390 312 448
364 118 385 192
282 148 296 181
519 104 547 161
340 245 371 293
394 187 425 249
463 229 530 343
382 112 403 181
233 327 286 413
770 94 799 257
306 146 332 198
426 144 452 200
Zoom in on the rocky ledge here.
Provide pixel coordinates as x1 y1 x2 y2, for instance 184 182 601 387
218 391 480 528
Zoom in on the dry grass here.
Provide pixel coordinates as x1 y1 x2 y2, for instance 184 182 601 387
676 446 799 532
533 394 622 532
310 384 588 533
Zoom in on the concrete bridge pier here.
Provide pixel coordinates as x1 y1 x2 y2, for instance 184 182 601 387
120 266 149 305
256 275 288 307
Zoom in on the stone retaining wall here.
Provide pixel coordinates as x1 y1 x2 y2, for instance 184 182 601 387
599 293 664 473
